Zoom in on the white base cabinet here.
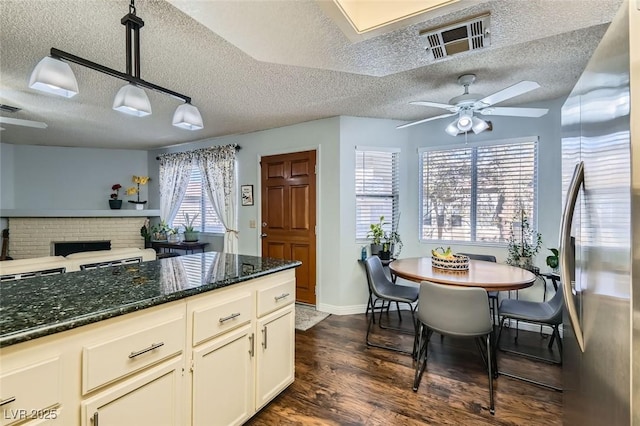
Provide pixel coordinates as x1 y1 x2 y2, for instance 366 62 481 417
0 269 296 426
192 324 254 426
81 357 183 426
256 305 295 410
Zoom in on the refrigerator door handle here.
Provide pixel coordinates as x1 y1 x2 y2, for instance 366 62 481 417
560 161 585 352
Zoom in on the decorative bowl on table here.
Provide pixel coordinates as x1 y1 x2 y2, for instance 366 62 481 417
431 247 470 271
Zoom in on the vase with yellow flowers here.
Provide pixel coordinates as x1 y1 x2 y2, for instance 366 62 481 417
126 175 150 210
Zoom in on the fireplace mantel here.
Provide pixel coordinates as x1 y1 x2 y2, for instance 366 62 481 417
0 209 160 218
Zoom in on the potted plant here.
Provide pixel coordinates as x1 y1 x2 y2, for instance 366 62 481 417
546 248 559 272
140 219 152 248
109 184 122 209
151 220 171 241
126 175 150 210
183 212 200 242
367 216 388 256
506 209 542 271
380 230 403 260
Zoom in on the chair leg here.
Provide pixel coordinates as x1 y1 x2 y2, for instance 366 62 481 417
486 333 495 415
413 325 431 391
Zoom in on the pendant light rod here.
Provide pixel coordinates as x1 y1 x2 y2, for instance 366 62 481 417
49 48 191 104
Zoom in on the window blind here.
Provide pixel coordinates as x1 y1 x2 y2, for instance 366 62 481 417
420 139 537 243
173 167 225 233
355 148 399 240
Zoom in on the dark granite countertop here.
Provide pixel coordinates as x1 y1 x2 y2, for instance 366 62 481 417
0 252 300 348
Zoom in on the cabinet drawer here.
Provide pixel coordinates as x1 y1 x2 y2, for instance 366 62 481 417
82 315 185 394
192 291 253 346
0 358 60 426
256 277 295 318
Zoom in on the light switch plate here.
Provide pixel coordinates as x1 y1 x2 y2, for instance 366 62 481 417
249 220 256 228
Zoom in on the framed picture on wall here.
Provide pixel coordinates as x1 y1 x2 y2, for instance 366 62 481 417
241 185 254 206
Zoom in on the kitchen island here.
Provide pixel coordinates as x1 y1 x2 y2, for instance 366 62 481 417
0 252 300 425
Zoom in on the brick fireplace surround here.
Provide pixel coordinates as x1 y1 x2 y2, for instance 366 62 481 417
8 217 146 259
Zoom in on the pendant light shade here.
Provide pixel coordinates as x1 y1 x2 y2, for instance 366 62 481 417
456 111 473 132
471 116 490 134
113 84 152 116
445 120 460 136
172 103 203 130
29 56 79 98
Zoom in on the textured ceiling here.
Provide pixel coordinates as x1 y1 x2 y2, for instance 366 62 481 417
0 0 623 150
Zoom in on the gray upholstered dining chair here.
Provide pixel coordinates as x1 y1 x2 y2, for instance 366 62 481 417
497 283 564 362
458 253 499 326
364 256 418 355
413 280 495 415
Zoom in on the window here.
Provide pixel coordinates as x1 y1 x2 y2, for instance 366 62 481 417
355 147 400 240
420 138 538 243
173 167 225 233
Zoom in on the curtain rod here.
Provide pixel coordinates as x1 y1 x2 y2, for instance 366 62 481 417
156 145 241 160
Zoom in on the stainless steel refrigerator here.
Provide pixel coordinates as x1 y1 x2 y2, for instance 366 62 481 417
560 0 639 424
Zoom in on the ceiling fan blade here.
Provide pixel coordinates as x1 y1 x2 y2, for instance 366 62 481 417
476 81 541 107
409 101 458 112
396 112 457 129
0 117 48 129
478 107 549 118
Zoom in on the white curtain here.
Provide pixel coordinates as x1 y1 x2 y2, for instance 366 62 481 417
158 153 193 225
196 145 238 253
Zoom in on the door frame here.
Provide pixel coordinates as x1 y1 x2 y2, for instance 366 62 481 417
255 144 322 306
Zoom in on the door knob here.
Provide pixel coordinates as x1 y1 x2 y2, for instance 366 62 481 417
260 233 268 238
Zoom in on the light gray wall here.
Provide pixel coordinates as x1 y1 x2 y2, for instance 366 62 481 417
152 117 343 308
0 144 149 210
0 143 15 209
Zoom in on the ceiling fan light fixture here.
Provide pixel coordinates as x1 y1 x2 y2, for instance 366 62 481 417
445 120 460 136
172 103 203 130
113 84 152 117
456 111 473 132
29 56 78 98
471 116 489 134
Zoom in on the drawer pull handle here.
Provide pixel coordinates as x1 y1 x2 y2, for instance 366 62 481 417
92 412 99 426
0 396 16 406
219 312 241 323
249 333 255 357
129 342 165 359
262 326 268 349
274 293 290 301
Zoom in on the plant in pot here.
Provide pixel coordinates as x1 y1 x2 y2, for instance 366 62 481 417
366 216 388 256
380 230 403 260
546 248 559 272
506 209 542 271
109 184 122 209
151 220 171 241
183 212 200 242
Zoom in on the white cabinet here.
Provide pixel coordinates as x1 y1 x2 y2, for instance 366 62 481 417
0 269 296 426
192 324 254 426
0 357 61 426
187 269 296 425
256 304 295 410
81 357 183 426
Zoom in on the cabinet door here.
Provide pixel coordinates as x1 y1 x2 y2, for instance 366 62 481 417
256 305 295 410
81 357 183 426
192 324 254 426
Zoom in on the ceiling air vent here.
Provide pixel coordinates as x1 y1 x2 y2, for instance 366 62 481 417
420 13 490 61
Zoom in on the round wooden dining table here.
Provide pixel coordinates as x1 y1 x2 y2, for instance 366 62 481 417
388 257 536 291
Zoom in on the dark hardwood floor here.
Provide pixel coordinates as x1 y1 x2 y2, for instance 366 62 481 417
247 311 562 425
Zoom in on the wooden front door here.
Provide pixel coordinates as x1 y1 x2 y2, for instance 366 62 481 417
261 150 317 305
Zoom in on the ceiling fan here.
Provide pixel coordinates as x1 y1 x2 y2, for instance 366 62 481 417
0 104 47 130
397 74 549 135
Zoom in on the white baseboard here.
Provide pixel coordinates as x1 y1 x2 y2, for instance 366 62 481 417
317 303 562 336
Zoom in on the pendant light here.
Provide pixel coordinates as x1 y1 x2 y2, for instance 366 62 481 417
28 56 78 98
28 0 203 130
